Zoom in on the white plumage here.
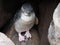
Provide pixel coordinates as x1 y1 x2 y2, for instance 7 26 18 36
14 3 38 42
15 12 35 33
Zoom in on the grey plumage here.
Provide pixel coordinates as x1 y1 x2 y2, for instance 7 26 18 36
14 3 33 22
14 3 36 33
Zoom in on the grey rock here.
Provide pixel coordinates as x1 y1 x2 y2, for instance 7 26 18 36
48 3 60 45
0 32 15 45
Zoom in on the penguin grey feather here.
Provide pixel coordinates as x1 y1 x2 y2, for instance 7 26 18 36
14 3 38 42
14 4 35 32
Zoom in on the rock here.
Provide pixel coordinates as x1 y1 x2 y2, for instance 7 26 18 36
48 21 56 45
48 3 60 45
0 32 15 45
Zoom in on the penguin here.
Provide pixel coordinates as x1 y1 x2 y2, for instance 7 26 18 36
0 32 15 45
48 3 60 45
14 3 38 42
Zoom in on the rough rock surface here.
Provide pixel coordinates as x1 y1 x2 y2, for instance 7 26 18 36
0 32 15 45
48 3 60 45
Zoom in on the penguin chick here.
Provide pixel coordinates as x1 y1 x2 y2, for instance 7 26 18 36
0 32 15 45
14 3 38 42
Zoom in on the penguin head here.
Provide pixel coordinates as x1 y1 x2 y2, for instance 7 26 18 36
21 3 33 16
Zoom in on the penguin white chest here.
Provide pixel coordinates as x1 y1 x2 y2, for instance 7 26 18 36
15 13 35 33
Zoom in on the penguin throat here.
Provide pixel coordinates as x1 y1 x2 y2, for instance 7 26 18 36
21 13 33 21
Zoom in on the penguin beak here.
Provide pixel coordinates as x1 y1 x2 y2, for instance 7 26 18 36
24 12 28 16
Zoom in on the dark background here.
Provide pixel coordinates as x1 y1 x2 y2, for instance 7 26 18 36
0 0 60 45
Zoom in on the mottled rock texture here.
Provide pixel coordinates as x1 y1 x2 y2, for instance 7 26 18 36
48 3 60 45
0 32 15 45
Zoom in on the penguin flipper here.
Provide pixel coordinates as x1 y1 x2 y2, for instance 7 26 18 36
35 17 38 25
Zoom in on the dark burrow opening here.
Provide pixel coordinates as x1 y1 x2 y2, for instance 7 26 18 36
0 0 60 45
